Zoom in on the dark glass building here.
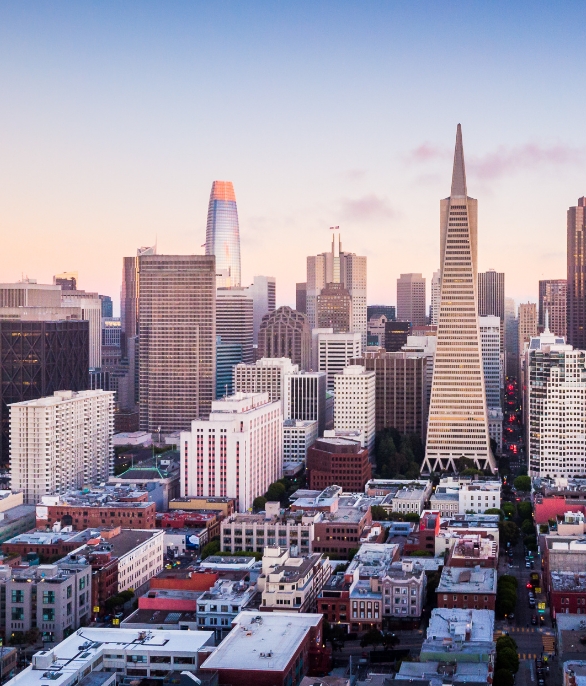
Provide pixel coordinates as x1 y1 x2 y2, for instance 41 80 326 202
205 181 241 288
384 321 411 352
367 305 396 321
0 320 89 464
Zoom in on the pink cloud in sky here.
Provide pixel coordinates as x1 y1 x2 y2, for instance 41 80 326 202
340 194 396 221
407 141 584 180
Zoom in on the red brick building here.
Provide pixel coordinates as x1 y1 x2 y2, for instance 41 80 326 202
36 499 156 530
306 438 371 492
549 570 586 617
2 530 93 562
436 566 497 610
157 510 222 540
403 511 440 554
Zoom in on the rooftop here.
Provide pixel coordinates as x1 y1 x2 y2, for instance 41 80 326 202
38 487 151 508
564 661 586 686
437 566 497 595
395 661 489 684
201 611 322 672
121 608 198 626
551 571 586 591
426 609 494 643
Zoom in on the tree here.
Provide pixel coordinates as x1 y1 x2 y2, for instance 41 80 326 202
201 539 221 559
371 505 389 521
499 521 520 547
253 496 267 512
517 501 533 521
265 482 286 502
410 550 432 557
496 647 520 673
514 475 531 492
426 571 441 605
360 629 383 650
323 620 347 652
493 669 515 686
484 508 502 518
460 468 484 476
496 635 518 653
502 502 515 518
521 519 534 535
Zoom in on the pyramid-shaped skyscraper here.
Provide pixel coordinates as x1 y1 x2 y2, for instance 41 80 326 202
422 125 496 474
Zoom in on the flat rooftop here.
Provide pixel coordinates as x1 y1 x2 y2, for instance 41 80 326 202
437 566 497 595
563 661 586 686
121 608 199 626
552 571 586 591
201 611 321 672
395 661 489 683
426 608 494 643
107 529 162 558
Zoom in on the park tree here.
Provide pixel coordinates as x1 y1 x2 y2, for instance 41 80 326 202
514 475 531 492
496 647 520 673
265 481 286 502
252 496 267 512
499 521 520 547
493 669 514 686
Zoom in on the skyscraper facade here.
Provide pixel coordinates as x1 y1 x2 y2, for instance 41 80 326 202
248 276 276 346
504 297 518 379
216 336 242 399
61 290 102 369
384 321 411 352
258 306 311 371
53 272 78 291
567 197 586 349
316 282 352 332
478 270 505 319
138 255 216 432
216 288 254 364
539 279 567 338
518 302 538 357
396 273 426 326
296 283 307 314
120 245 156 359
430 270 441 326
205 180 241 288
306 231 367 347
422 125 495 474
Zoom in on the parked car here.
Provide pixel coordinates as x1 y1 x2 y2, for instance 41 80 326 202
526 561 531 568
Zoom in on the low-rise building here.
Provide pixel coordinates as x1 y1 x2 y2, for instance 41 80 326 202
221 503 318 555
35 487 156 530
364 479 432 515
0 503 36 545
395 661 492 684
563 661 586 686
64 542 119 620
440 513 501 548
429 490 459 516
403 511 441 554
169 495 236 517
162 527 209 557
0 558 92 644
4 627 216 686
108 450 180 510
309 493 375 558
259 546 331 613
197 577 258 639
550 571 586 616
306 437 371 493
2 529 96 562
420 608 496 665
105 527 164 594
200 611 329 686
436 565 497 610
446 534 498 568
283 419 318 465
459 480 501 514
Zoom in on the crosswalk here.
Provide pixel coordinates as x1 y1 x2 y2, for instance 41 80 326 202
517 653 539 660
494 627 547 636
542 635 555 653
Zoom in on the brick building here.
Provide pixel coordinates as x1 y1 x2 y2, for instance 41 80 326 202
306 437 371 492
549 570 586 616
403 511 441 554
436 566 497 610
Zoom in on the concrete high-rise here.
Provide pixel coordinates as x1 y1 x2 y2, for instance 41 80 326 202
283 370 327 435
396 273 426 326
205 180 241 288
296 283 307 314
306 230 367 347
120 245 156 359
10 390 114 504
248 276 276 346
478 269 505 356
234 357 298 405
539 279 567 338
430 270 441 326
313 329 361 390
316 282 352 332
138 255 216 432
334 365 376 456
518 302 538 357
61 290 102 369
258 306 311 371
384 321 411 352
479 315 503 453
216 336 242 399
422 125 495 474
0 319 89 464
504 297 518 379
568 197 586 349
53 272 78 291
216 288 254 364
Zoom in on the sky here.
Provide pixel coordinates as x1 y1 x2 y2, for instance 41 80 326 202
1 2 586 314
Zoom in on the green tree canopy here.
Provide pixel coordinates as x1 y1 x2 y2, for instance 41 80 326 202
514 475 531 492
265 481 286 502
493 669 514 686
484 508 503 518
252 496 267 512
496 647 520 673
517 501 533 520
360 629 383 650
371 505 389 521
201 539 221 559
499 521 520 547
496 635 518 653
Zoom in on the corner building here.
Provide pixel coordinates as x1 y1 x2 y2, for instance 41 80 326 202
423 125 495 474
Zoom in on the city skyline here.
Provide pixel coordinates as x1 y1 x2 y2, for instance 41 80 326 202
0 3 583 310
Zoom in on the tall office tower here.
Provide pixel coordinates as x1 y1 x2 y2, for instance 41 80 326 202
313 330 361 390
120 245 156 359
216 288 254 364
138 255 216 432
216 336 242 399
479 316 503 454
10 390 114 504
351 348 430 439
205 180 241 288
539 279 567 338
0 319 89 465
423 125 495 474
526 332 585 478
384 321 411 352
478 269 505 357
233 357 298 405
306 230 367 347
53 272 78 291
396 273 426 326
430 270 441 326
333 366 376 455
518 302 538 357
316 282 352 332
0 280 62 307
248 276 276 346
180 393 282 512
283 370 327 435
102 318 121 347
258 306 311 371
296 283 307 314
61 291 102 369
99 295 113 318
568 197 586 349
504 297 518 379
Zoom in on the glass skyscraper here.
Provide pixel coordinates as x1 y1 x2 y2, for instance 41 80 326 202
205 180 241 288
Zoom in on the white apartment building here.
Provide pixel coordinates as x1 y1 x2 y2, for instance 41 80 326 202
233 357 298 405
527 337 586 477
283 419 318 464
61 291 102 368
10 390 114 504
313 329 361 390
458 481 501 514
180 392 283 512
334 365 375 455
283 370 327 435
221 504 319 555
114 528 164 593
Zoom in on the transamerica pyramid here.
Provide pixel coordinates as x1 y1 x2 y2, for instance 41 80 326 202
421 125 496 474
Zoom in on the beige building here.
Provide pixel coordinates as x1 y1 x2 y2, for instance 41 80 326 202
113 528 164 593
10 390 114 504
258 306 311 371
0 280 62 308
518 302 538 356
539 279 567 339
233 357 298 406
314 329 362 390
316 282 352 332
334 365 375 455
61 291 102 368
180 392 283 512
216 288 254 364
138 254 216 431
397 273 426 326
